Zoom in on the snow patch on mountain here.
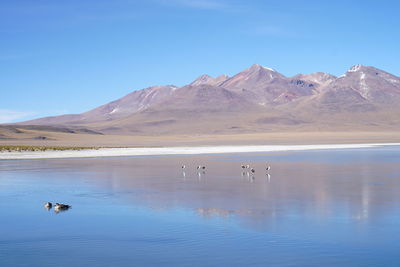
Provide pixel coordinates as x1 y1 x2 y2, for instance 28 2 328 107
110 108 120 114
359 72 370 99
348 64 362 72
261 66 276 72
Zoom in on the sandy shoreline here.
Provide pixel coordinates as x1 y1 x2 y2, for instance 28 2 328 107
1 143 400 160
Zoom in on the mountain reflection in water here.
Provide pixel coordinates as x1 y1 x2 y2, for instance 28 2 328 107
1 147 400 266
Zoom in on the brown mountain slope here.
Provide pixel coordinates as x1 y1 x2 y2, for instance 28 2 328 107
24 85 178 125
290 72 336 92
190 74 229 86
220 64 316 104
17 64 400 135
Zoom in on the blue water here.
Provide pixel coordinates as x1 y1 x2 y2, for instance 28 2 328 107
1 147 400 266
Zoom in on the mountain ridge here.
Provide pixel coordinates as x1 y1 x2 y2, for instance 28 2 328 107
17 64 400 135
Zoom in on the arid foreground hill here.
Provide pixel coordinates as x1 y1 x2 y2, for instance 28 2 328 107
12 64 400 137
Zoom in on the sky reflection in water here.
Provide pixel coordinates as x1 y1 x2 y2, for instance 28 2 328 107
1 147 400 266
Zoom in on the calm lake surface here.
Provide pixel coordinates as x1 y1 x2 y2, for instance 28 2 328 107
1 147 400 266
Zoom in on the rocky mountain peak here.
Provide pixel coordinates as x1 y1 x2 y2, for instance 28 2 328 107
291 72 336 88
190 74 213 86
248 64 276 73
348 64 364 72
20 64 400 134
190 74 229 86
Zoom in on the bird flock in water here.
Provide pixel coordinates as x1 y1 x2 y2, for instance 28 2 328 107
44 202 71 213
44 164 271 210
181 163 271 180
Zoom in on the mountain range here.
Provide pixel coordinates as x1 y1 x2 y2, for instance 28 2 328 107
19 64 400 135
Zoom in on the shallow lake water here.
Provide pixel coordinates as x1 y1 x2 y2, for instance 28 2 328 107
1 147 400 266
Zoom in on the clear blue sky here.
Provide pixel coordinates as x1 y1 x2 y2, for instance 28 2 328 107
1 0 399 122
